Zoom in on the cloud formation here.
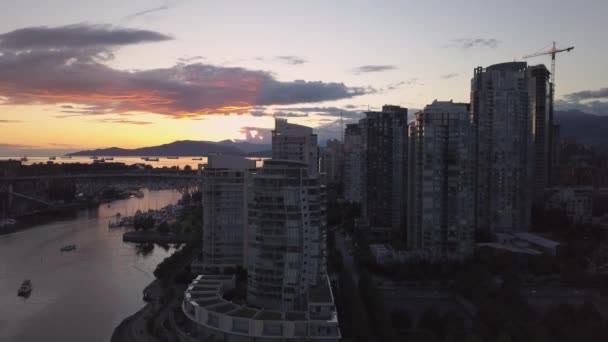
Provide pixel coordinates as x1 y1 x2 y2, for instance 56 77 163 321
441 73 459 79
0 119 23 123
352 65 397 74
557 87 608 115
124 5 171 21
0 24 371 118
95 118 154 125
276 56 307 65
0 24 171 50
563 88 608 102
445 38 500 49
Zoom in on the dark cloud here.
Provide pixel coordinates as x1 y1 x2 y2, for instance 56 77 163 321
557 87 608 115
276 56 307 65
441 73 459 79
0 24 372 118
0 24 171 50
445 38 500 49
123 5 171 21
270 106 363 119
352 65 397 74
555 99 608 115
0 143 34 149
563 88 608 102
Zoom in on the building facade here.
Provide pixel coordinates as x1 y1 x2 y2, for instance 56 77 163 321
319 139 342 185
407 101 476 260
272 118 319 177
246 160 323 311
528 65 552 204
546 187 593 226
201 155 256 268
360 105 408 238
343 123 363 203
471 62 535 234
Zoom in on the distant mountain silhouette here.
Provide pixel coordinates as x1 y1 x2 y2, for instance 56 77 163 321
554 110 608 146
67 140 271 157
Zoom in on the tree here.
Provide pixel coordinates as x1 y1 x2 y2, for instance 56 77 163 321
158 221 170 235
191 191 202 203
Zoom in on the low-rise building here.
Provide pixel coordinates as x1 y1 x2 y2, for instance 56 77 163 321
546 187 593 226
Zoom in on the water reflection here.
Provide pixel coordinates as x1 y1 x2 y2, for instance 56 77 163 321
0 189 182 342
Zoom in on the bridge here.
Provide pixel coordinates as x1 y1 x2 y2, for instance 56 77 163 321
0 172 201 214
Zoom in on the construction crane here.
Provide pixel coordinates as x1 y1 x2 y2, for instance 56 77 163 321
523 42 574 105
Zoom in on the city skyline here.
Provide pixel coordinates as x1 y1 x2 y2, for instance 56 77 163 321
1 0 607 154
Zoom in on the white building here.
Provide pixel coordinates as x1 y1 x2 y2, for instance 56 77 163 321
200 155 256 269
407 101 476 260
343 123 363 203
246 160 324 311
182 275 340 341
546 187 594 226
272 118 319 177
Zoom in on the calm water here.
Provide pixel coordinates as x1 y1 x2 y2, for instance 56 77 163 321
0 189 182 342
0 156 208 170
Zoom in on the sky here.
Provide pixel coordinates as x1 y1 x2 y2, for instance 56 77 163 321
0 0 607 154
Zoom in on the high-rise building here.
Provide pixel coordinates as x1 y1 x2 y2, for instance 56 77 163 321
471 62 535 233
407 101 475 260
246 160 323 311
343 123 363 203
528 65 552 204
200 155 256 268
360 105 408 238
319 139 342 184
272 118 319 176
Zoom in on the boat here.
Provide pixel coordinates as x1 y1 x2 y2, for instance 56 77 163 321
144 157 159 162
105 157 114 161
61 156 72 159
49 156 56 160
192 157 202 160
135 190 145 198
109 221 122 228
18 280 32 297
60 244 77 252
166 156 179 159
20 156 28 162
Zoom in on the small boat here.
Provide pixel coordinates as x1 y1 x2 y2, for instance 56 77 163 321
49 156 56 160
135 190 145 198
144 157 159 162
109 221 122 228
60 244 77 252
192 157 202 160
20 156 28 162
105 157 114 161
18 280 32 297
166 156 179 159
61 156 72 159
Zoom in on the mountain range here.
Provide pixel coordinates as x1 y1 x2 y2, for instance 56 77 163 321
65 110 608 157
554 110 608 146
67 140 271 157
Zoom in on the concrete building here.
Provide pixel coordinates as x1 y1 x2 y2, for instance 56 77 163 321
471 62 535 234
407 101 476 260
246 160 324 311
360 105 408 238
200 155 256 269
272 118 319 177
182 274 340 341
319 139 342 185
546 187 594 225
342 123 363 203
